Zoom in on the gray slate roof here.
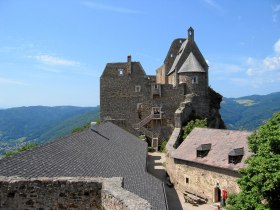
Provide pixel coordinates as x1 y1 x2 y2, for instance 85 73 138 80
178 52 205 73
167 37 208 75
172 128 252 171
0 122 167 210
168 39 188 75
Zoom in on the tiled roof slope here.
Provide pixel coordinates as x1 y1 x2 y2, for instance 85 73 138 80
0 122 167 210
178 52 205 73
172 128 252 171
101 61 146 77
167 38 208 75
168 39 188 75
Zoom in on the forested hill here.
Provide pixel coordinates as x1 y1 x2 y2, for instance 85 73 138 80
0 106 99 155
1 92 279 155
221 92 280 130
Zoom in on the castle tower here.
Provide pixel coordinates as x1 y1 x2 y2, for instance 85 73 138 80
166 27 209 117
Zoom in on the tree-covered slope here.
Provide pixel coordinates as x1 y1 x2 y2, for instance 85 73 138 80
221 92 280 130
0 106 99 155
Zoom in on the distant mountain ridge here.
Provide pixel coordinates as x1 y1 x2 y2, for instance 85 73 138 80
0 92 279 155
221 92 280 130
0 106 99 155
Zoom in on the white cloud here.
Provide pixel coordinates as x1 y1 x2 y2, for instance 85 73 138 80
211 62 243 73
211 39 280 91
203 0 224 13
231 78 249 86
274 39 280 54
82 1 141 14
274 4 280 12
0 77 27 86
246 39 280 76
34 55 79 66
263 56 280 70
273 4 280 22
246 57 256 65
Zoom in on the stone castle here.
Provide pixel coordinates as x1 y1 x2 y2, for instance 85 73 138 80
100 27 225 150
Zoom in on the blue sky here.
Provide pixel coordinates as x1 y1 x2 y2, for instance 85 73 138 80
0 0 279 108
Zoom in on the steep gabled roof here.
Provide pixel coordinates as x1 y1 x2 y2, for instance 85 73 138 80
0 122 167 210
167 37 208 75
178 52 205 73
167 39 188 75
172 128 252 171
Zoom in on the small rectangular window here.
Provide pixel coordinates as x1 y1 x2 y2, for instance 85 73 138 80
118 68 124 76
135 85 141 92
185 177 189 184
192 76 198 84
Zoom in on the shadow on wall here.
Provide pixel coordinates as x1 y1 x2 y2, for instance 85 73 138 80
147 153 183 210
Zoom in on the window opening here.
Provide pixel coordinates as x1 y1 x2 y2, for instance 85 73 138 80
152 107 161 119
135 85 141 92
137 103 143 119
118 68 124 76
192 76 198 84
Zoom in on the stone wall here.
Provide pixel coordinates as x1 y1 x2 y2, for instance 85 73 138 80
100 34 225 144
165 124 238 203
0 176 151 210
166 159 240 201
100 58 187 138
156 65 167 84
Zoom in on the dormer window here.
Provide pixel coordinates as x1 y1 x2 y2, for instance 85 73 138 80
118 68 124 76
228 147 244 164
196 143 211 158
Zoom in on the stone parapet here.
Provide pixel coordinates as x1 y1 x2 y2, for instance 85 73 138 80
0 176 151 210
166 128 181 153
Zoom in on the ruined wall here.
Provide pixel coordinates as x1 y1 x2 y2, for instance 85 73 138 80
164 38 186 75
156 65 167 84
166 159 240 202
0 176 151 210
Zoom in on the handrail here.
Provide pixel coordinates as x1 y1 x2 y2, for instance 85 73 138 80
133 114 153 129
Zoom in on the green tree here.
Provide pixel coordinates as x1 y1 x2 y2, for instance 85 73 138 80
182 118 207 139
227 112 280 210
3 142 38 158
71 122 91 134
159 140 168 153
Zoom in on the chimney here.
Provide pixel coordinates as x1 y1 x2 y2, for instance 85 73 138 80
91 122 97 131
127 55 131 74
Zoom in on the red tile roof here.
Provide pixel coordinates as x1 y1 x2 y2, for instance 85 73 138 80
172 128 253 171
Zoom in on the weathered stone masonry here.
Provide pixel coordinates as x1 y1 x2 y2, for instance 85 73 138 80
100 27 225 149
0 176 151 210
